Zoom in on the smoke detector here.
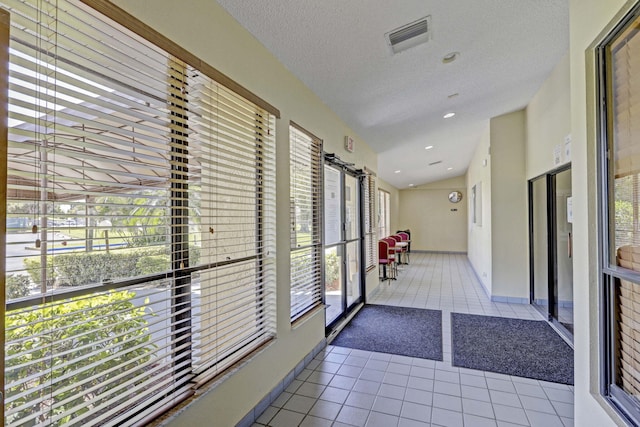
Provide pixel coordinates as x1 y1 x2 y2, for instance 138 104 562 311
385 16 432 54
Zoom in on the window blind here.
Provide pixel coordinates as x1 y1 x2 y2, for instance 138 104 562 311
289 123 323 322
609 12 640 410
363 172 376 271
3 1 276 425
378 189 390 239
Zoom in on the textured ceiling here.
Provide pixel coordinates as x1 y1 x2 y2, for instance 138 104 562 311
216 0 569 188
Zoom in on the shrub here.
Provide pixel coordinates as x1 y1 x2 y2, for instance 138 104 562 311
54 248 168 286
6 274 32 299
22 244 204 289
325 251 340 288
24 256 56 287
5 290 156 425
137 254 170 275
23 248 170 288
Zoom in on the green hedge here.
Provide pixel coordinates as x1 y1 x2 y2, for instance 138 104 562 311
24 248 165 287
23 245 202 288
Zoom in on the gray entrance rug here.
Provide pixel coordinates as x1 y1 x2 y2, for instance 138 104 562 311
331 304 443 361
451 313 574 385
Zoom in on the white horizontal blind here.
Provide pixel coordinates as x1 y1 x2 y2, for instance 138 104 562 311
3 0 275 425
363 173 376 271
186 73 276 382
378 189 390 239
289 124 323 322
610 14 640 405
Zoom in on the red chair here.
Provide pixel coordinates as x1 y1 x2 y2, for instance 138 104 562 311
378 239 396 281
397 232 410 264
383 237 400 276
390 234 408 265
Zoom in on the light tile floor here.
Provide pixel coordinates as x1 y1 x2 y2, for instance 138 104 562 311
254 253 574 427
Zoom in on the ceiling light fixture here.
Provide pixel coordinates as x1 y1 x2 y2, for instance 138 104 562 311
442 51 459 64
447 167 453 171
409 184 415 187
443 112 456 119
425 145 433 150
394 170 401 174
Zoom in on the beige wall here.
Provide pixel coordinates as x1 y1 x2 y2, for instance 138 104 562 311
466 110 528 301
526 53 572 179
466 125 492 294
490 110 529 300
108 1 380 426
570 0 631 425
399 176 467 253
526 48 572 310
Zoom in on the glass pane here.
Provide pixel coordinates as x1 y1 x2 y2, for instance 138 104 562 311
324 166 342 245
555 169 573 333
5 280 177 426
345 174 359 241
617 276 640 398
531 177 549 314
609 13 640 266
325 246 343 326
346 241 361 307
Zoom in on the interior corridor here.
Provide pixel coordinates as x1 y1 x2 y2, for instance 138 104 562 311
254 253 574 427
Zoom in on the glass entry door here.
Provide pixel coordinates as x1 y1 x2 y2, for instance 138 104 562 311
553 168 573 334
529 166 573 338
324 164 363 330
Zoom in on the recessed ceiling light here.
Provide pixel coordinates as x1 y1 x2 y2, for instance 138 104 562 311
425 145 433 150
443 112 456 119
394 170 401 174
447 167 453 171
409 184 415 187
442 51 459 64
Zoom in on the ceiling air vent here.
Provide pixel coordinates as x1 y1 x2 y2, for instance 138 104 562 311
428 160 442 166
385 16 431 54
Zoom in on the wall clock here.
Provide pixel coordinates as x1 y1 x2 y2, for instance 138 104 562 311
448 191 463 203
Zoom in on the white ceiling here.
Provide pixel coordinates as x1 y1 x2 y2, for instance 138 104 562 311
216 0 569 188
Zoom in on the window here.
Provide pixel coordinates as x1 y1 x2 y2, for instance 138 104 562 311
289 123 322 322
378 189 391 239
3 1 277 425
598 4 640 424
363 171 376 271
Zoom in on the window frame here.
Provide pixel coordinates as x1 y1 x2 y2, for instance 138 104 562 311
597 2 640 424
0 7 9 423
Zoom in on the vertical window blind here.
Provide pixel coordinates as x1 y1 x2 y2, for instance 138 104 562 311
289 123 323 322
363 172 376 271
2 1 276 425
